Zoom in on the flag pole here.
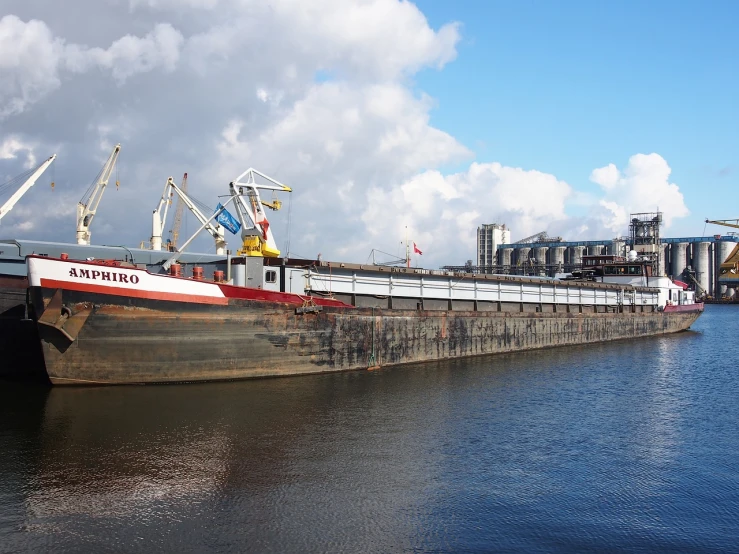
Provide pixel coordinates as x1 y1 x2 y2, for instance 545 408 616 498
405 226 410 268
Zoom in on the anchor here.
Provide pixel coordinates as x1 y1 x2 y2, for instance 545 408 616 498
37 289 93 343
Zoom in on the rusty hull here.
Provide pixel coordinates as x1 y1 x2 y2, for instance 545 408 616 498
31 287 702 385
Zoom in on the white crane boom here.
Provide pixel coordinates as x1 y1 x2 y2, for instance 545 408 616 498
76 143 121 245
150 177 175 251
0 155 56 222
151 177 226 254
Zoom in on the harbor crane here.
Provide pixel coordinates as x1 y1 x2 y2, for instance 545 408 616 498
228 168 292 258
0 155 56 223
151 176 227 255
76 144 121 245
161 167 291 271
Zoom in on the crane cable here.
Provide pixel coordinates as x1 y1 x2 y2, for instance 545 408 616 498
0 156 57 198
80 163 107 206
0 167 38 195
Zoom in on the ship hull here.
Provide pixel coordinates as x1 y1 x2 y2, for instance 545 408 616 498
0 275 47 380
31 286 702 386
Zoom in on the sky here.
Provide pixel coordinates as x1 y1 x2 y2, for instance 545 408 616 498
0 0 737 268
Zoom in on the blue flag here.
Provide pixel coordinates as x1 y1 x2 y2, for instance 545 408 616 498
215 203 241 235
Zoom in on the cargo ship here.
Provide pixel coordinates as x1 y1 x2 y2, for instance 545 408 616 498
0 144 249 379
0 239 227 376
22 175 703 385
0 148 229 377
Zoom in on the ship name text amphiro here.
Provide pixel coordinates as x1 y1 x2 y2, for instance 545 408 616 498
68 267 140 284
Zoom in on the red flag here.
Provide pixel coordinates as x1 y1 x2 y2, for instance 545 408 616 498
253 206 269 240
413 242 423 255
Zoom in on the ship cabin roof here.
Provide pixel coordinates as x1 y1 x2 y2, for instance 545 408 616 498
581 255 653 277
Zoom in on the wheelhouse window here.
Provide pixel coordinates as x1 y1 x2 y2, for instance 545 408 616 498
265 270 277 283
603 264 643 276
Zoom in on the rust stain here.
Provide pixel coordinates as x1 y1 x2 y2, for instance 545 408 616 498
32 294 702 385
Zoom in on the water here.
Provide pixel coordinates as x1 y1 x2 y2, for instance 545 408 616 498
1 305 738 553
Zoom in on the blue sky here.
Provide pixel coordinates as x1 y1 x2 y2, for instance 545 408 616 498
414 0 738 235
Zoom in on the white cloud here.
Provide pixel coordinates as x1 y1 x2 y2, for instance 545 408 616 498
211 82 471 185
263 0 461 79
589 163 619 189
64 23 184 82
0 15 63 118
588 153 688 232
359 163 573 266
181 0 460 81
130 0 220 9
0 15 185 118
0 136 37 167
595 200 628 234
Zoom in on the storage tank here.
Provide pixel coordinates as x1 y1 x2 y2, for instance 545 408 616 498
716 240 736 294
608 240 625 256
671 242 687 279
694 241 711 296
534 247 548 265
718 240 735 265
569 246 584 267
500 248 514 268
551 246 566 269
516 247 531 267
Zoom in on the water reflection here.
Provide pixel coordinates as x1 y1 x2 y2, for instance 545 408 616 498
10 375 465 551
1 308 738 552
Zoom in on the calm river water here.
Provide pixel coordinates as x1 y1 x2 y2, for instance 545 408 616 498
1 305 738 553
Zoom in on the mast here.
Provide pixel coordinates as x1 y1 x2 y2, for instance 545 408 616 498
405 226 410 268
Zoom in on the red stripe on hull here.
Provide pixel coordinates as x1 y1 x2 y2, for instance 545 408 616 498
39 278 229 305
663 302 704 313
216 282 352 307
